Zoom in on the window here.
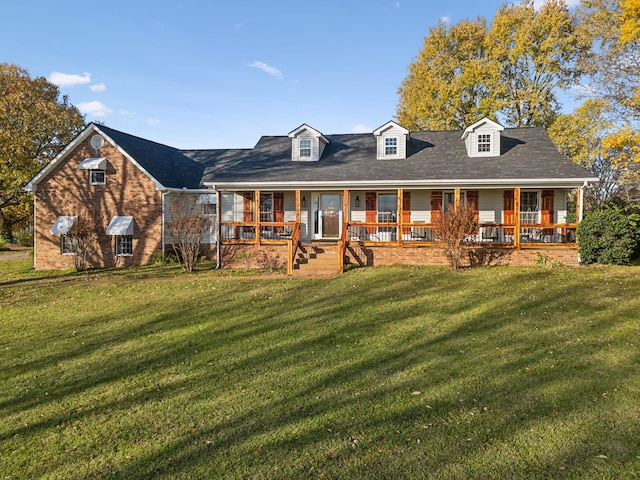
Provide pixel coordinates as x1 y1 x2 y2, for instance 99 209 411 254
299 139 312 158
521 191 539 223
260 193 273 222
90 170 105 185
115 235 133 256
61 235 77 255
384 137 398 156
377 193 397 223
477 134 492 153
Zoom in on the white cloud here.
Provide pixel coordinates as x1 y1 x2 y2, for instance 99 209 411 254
77 101 112 117
440 15 451 24
48 71 91 87
248 61 283 79
147 117 161 126
119 109 136 116
352 124 373 133
89 83 106 92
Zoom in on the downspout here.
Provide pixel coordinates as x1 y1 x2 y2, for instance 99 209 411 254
162 191 169 263
215 188 221 270
32 196 37 270
577 182 587 264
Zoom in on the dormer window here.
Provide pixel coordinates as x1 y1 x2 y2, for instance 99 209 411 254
384 137 398 156
477 134 492 153
299 139 312 158
374 121 410 160
461 117 504 158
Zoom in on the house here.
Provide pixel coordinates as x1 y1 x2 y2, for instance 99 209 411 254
24 118 598 273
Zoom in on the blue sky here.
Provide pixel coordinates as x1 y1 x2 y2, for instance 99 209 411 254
3 0 579 149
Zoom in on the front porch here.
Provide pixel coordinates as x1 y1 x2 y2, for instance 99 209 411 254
217 187 582 274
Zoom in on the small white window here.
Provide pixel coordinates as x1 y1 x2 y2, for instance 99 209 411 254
299 139 312 158
384 137 398 156
90 170 106 185
477 134 492 153
61 235 77 255
115 235 133 256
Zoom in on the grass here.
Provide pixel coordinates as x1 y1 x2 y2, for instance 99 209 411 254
1 259 639 479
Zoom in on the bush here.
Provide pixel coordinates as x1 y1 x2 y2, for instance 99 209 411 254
15 232 33 246
577 205 640 265
0 235 8 250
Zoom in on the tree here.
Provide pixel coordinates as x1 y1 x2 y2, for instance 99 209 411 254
166 195 213 273
66 207 101 271
548 99 625 207
0 63 85 237
397 0 585 130
432 202 479 270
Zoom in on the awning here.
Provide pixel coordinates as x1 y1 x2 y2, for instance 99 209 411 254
78 157 107 170
50 216 77 235
106 216 134 235
196 194 217 204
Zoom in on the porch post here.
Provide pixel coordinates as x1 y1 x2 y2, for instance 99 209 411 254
576 186 583 222
343 189 349 231
514 187 521 249
216 189 222 269
295 190 301 224
397 188 403 245
454 188 461 209
255 189 261 246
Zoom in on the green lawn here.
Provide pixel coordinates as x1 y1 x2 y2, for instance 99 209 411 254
1 259 639 479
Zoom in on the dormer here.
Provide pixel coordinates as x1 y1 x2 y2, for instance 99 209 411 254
461 117 504 157
288 124 329 161
373 121 410 160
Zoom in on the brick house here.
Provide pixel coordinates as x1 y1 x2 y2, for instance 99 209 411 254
24 118 598 272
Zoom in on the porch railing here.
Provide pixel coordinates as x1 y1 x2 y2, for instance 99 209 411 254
221 222 298 243
287 222 301 275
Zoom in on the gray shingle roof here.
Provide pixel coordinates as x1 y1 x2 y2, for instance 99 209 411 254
99 124 596 189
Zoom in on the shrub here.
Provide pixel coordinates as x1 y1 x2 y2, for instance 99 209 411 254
432 203 479 270
15 232 33 246
577 205 640 265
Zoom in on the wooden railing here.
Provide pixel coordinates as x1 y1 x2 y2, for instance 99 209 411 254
287 222 301 275
338 220 349 273
220 221 298 243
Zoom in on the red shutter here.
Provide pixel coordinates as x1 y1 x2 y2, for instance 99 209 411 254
467 190 479 222
402 191 411 234
242 192 254 223
503 190 514 235
365 192 377 234
273 192 284 232
431 191 442 223
541 190 554 235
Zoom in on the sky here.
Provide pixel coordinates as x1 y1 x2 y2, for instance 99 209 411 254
3 0 580 149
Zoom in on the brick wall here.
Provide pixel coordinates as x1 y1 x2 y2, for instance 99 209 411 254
34 136 163 269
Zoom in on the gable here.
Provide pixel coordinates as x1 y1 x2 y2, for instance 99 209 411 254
461 117 504 158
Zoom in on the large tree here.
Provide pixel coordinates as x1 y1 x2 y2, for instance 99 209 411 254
0 63 85 237
397 0 585 130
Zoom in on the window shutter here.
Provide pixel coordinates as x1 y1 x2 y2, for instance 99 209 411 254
431 191 442 223
402 191 411 234
366 192 377 234
242 192 254 223
503 190 514 235
273 192 284 232
467 190 479 222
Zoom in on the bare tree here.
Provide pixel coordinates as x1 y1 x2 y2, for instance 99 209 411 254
432 203 479 270
67 208 101 271
166 195 212 273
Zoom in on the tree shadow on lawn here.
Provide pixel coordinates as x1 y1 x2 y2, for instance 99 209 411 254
3 267 639 478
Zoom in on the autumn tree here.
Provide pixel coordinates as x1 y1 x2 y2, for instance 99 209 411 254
66 207 101 271
0 63 85 237
166 194 213 273
432 202 479 270
397 0 585 130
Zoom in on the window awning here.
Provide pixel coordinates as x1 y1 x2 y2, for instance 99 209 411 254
106 216 134 235
196 194 217 204
50 216 77 235
79 157 107 170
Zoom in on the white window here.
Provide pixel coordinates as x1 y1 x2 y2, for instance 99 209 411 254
384 137 398 156
61 235 77 255
477 134 492 153
521 191 539 223
377 193 397 223
90 170 105 185
115 235 133 256
260 193 273 222
299 139 312 158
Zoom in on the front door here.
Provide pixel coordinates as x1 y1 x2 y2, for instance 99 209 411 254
312 193 342 239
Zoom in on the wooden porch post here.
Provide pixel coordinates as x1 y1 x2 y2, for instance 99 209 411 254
514 187 521 249
295 190 301 224
343 189 349 232
576 186 583 222
454 188 461 209
255 189 261 246
397 188 403 245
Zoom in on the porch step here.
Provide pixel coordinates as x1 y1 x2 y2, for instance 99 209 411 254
292 245 341 277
